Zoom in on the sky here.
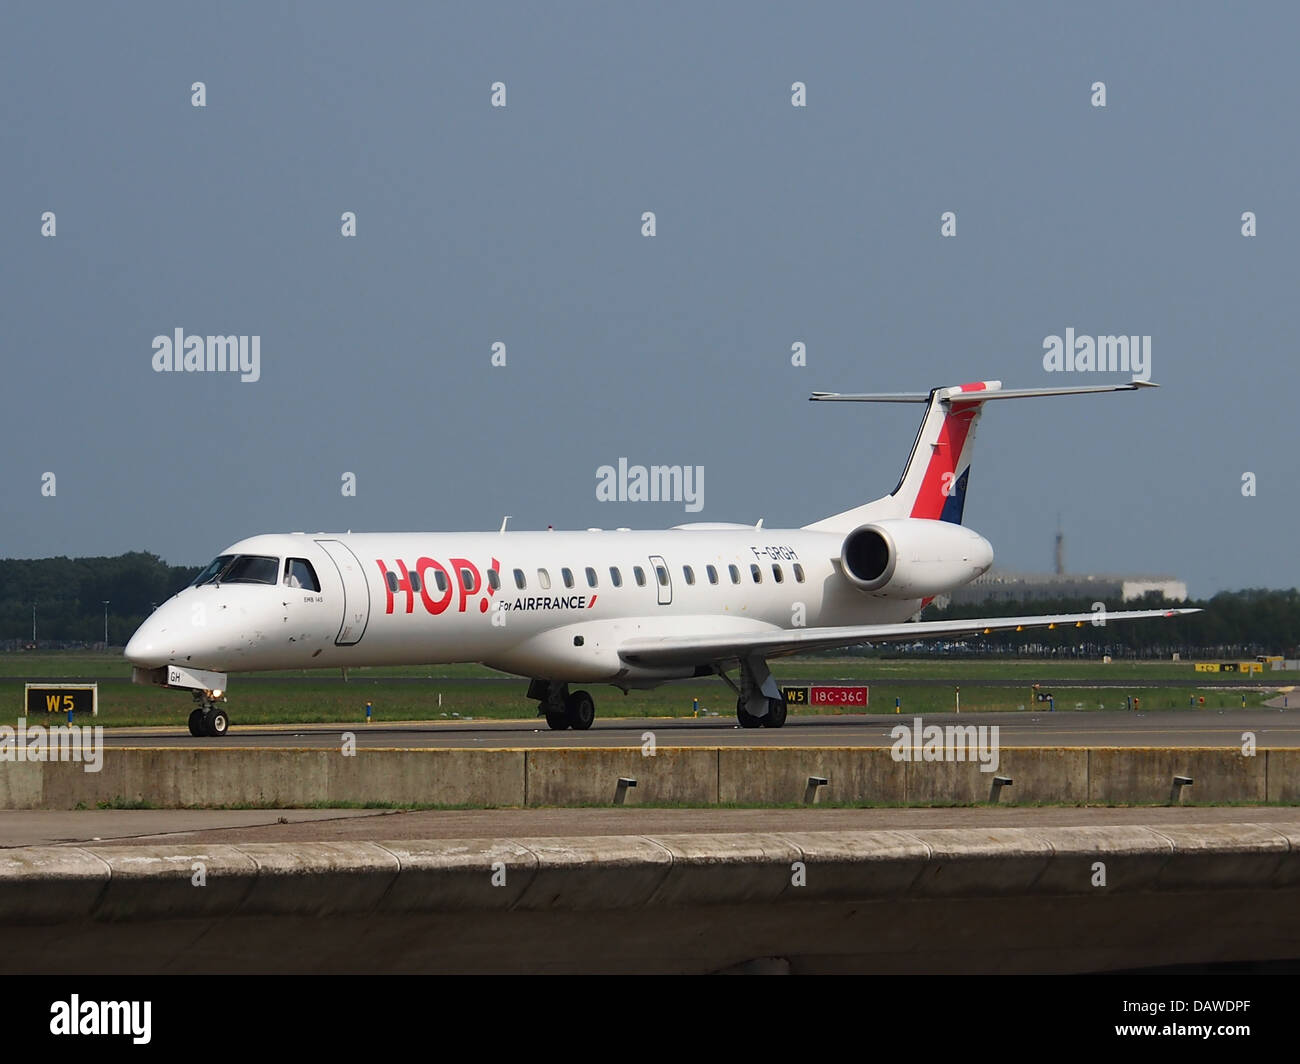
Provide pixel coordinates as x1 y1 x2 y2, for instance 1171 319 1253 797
1 1 1296 597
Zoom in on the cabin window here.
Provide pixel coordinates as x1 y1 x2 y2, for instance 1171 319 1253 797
585 567 598 588
459 568 478 592
706 565 718 584
538 568 551 590
655 565 669 587
729 564 741 584
772 564 784 584
683 565 695 586
609 567 623 587
385 571 399 593
514 568 526 589
750 564 762 584
283 559 321 592
793 563 805 583
487 569 501 591
562 567 575 589
434 569 448 592
634 566 646 587
408 570 422 593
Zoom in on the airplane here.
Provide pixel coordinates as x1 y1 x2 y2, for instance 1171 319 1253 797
124 377 1197 736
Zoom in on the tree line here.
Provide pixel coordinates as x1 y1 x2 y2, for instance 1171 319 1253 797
917 588 1300 659
0 553 200 648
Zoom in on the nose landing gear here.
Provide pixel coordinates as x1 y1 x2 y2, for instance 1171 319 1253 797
188 694 230 737
132 665 232 737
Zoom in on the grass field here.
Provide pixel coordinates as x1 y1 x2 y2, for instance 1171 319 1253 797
0 651 1282 728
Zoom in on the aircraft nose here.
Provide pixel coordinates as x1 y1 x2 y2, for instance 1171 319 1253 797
124 616 167 667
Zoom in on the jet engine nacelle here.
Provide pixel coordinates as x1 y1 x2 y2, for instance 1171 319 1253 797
839 519 994 598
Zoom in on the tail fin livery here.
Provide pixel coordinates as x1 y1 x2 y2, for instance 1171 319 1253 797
803 378 1156 534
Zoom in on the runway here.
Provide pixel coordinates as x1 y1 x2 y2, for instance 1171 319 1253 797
99 708 1300 749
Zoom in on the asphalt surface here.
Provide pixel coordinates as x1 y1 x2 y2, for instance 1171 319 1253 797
5 805 1300 848
98 708 1300 749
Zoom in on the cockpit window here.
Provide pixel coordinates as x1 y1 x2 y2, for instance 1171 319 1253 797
191 555 235 586
283 558 321 592
219 555 280 585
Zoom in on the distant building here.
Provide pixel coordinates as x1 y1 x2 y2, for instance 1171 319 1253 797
939 524 1188 607
943 569 1188 607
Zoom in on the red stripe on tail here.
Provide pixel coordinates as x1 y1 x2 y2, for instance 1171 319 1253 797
909 401 979 519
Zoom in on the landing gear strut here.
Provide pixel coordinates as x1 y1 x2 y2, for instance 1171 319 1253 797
729 655 788 729
529 680 596 731
188 693 229 737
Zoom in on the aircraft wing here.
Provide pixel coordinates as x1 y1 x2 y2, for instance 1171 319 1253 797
617 608 1200 668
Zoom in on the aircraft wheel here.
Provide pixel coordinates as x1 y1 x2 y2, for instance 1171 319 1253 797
545 712 570 730
763 696 788 729
736 698 763 728
187 709 205 736
205 708 230 737
566 690 596 730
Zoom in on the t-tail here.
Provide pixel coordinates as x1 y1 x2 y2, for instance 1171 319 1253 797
802 378 1157 534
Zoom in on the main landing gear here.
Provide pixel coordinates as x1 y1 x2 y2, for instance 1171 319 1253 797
736 693 788 729
725 654 788 729
529 680 596 731
188 693 230 737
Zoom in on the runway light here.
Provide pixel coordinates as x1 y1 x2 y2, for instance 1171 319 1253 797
804 776 830 805
1169 775 1194 805
614 777 638 805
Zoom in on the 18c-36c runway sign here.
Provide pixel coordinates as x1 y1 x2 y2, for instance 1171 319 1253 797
23 684 98 717
780 685 869 709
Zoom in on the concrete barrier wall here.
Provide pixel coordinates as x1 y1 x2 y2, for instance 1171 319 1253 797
2 823 1299 973
0 746 1297 809
524 747 717 805
1269 749 1300 803
718 747 907 804
1088 747 1267 804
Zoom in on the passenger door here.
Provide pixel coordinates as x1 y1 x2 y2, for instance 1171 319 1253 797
648 554 672 606
315 539 371 645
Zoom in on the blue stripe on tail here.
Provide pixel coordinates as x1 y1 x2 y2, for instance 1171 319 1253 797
939 467 969 524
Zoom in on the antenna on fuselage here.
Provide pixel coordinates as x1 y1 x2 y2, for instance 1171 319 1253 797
500 516 511 533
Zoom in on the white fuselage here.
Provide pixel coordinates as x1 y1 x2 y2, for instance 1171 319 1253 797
123 524 992 688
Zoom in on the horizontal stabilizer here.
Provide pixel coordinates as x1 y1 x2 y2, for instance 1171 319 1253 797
810 379 1156 403
804 377 1158 532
